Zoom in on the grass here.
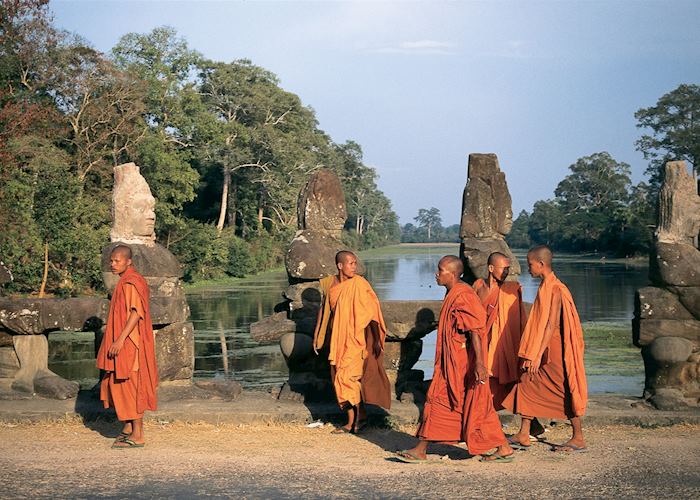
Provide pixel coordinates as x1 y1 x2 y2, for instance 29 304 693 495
583 322 643 377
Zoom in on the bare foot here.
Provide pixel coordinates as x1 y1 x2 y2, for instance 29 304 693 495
399 446 427 461
508 433 530 447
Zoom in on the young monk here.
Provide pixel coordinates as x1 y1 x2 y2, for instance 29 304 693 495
502 245 588 452
397 255 513 463
314 251 391 433
472 252 527 410
96 245 158 448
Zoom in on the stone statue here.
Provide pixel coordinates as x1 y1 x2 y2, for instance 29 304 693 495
459 153 521 282
110 163 156 246
102 162 194 383
634 161 700 410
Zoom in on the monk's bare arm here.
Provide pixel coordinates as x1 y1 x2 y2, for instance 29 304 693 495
107 309 140 359
527 288 562 376
469 330 488 385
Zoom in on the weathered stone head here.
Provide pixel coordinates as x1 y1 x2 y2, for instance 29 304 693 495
110 162 156 246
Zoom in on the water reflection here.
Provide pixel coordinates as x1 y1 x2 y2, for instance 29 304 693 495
48 246 649 395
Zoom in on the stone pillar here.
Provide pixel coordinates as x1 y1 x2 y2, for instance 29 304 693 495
459 153 521 283
633 161 700 409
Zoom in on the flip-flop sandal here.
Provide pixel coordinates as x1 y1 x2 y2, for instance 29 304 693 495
395 450 428 463
507 436 530 450
552 444 588 453
115 432 130 441
479 453 514 463
112 438 145 449
331 426 355 435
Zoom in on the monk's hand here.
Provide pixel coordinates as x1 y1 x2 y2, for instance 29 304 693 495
108 337 125 359
527 357 542 379
474 362 488 386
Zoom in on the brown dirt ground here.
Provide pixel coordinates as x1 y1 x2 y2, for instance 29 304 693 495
1 419 698 499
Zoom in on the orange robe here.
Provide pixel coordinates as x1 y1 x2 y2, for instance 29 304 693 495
502 272 587 419
97 267 158 421
418 281 506 454
328 276 391 410
473 279 527 409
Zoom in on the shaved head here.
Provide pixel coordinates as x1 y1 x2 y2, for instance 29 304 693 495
111 245 133 259
528 245 553 265
487 252 508 266
335 250 355 265
439 255 464 276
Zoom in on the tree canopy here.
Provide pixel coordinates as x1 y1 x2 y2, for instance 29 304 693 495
0 1 399 295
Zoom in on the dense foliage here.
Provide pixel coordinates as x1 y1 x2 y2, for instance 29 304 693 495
0 1 399 295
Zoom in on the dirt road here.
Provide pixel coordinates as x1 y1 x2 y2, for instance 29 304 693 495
1 420 698 498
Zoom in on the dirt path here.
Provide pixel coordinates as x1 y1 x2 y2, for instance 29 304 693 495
2 420 698 498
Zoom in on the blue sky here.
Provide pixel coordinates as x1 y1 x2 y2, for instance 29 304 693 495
52 0 700 224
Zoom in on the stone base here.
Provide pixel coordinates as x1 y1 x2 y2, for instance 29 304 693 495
154 322 194 382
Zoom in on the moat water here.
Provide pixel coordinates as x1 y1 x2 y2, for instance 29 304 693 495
49 245 649 395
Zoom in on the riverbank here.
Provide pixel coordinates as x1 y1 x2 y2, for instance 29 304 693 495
1 417 698 498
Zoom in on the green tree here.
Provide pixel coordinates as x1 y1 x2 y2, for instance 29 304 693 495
635 84 700 191
506 210 531 249
414 207 442 240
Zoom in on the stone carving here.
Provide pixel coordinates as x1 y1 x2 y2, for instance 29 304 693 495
253 168 435 404
633 161 700 409
285 169 348 280
104 162 194 384
110 162 156 246
459 154 521 282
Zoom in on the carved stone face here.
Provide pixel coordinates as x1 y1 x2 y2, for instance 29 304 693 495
110 162 157 245
128 194 156 239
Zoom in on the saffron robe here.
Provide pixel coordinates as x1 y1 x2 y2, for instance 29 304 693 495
328 276 391 410
418 282 488 442
313 275 337 352
502 272 587 419
473 279 527 409
97 267 158 420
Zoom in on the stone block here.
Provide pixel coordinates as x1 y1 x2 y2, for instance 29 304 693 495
381 300 442 341
650 242 700 287
636 318 700 346
102 242 183 291
194 379 242 400
33 374 79 400
154 322 194 382
670 286 700 320
285 230 347 280
460 239 521 283
284 282 321 310
279 332 313 364
297 168 346 236
648 336 694 364
0 346 19 378
635 287 694 321
250 312 297 344
150 295 190 326
0 298 108 335
650 388 690 411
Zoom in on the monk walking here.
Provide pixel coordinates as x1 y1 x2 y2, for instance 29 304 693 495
397 256 513 463
314 251 391 433
97 245 158 448
472 252 527 410
502 245 588 452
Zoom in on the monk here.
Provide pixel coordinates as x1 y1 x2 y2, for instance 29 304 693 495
313 250 391 433
502 245 588 452
472 252 527 410
397 256 513 463
96 245 158 448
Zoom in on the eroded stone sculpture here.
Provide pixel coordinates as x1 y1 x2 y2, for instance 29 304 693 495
102 162 194 384
459 153 521 282
633 161 700 409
